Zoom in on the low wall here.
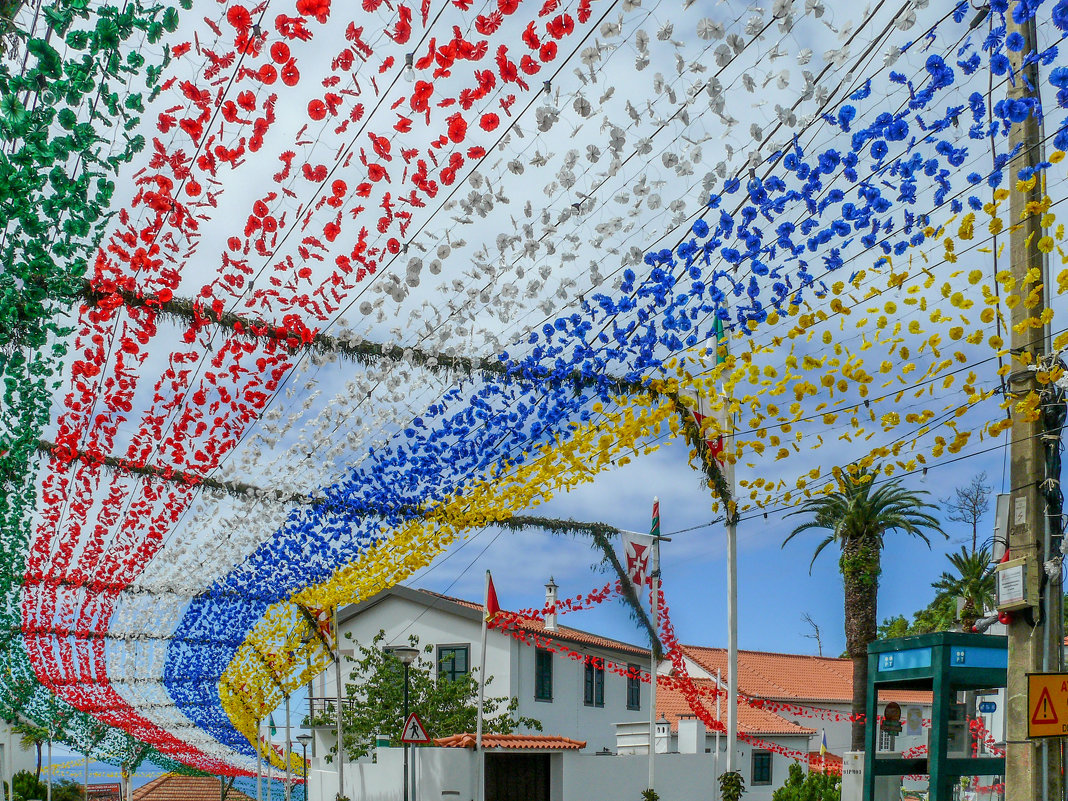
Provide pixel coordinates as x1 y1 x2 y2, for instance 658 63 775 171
309 746 476 801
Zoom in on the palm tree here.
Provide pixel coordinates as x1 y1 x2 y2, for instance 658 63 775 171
931 547 995 631
783 468 944 750
11 721 47 780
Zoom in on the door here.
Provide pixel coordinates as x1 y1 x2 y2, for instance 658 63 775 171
484 752 550 801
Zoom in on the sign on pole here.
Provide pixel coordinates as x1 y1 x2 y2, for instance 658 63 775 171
1027 673 1068 738
401 712 431 744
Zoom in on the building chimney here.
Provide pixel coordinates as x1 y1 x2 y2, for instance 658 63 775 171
544 577 558 631
677 715 705 754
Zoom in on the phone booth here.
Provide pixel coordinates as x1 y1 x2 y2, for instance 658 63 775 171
864 632 1007 801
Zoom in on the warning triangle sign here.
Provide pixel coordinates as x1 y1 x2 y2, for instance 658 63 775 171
1032 686 1059 725
401 712 431 744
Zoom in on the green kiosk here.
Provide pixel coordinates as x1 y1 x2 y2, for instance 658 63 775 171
864 632 1007 801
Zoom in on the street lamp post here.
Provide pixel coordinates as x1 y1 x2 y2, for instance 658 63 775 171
392 647 420 801
296 734 312 801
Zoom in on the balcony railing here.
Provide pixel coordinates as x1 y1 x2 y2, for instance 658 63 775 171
306 696 356 726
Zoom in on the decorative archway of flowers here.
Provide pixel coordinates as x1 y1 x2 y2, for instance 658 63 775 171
0 0 1066 778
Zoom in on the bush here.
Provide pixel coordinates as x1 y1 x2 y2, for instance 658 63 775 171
9 771 83 801
772 762 841 801
720 770 746 801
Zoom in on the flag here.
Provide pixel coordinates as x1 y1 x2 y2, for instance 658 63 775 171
621 530 657 589
820 729 827 756
650 497 661 539
269 714 277 737
484 572 500 623
678 311 732 465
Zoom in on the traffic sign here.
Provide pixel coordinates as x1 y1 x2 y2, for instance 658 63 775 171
978 701 997 714
1027 673 1068 738
401 712 431 744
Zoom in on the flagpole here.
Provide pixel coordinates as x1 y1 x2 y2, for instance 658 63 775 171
256 718 262 801
715 668 722 784
333 605 345 801
285 694 293 801
475 570 491 801
649 548 659 793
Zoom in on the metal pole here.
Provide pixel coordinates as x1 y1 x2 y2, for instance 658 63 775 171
83 751 88 801
302 743 308 801
333 606 345 801
1004 5 1061 801
308 653 316 760
649 558 659 792
257 718 263 801
715 668 722 786
285 695 293 801
403 662 410 801
726 516 738 776
475 571 490 801
46 735 51 801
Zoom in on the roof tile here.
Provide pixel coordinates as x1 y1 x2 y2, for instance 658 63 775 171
417 589 650 657
657 679 816 736
680 646 931 705
434 733 587 750
132 775 255 801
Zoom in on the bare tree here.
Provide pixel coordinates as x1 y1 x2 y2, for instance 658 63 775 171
801 612 823 656
941 472 993 554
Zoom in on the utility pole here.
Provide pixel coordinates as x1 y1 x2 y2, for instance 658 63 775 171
1004 4 1062 801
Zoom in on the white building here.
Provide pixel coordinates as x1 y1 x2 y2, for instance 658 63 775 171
305 581 838 801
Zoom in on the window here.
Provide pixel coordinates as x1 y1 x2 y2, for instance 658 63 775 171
878 728 895 751
584 658 605 707
752 751 772 785
535 649 553 701
438 645 469 682
626 664 641 710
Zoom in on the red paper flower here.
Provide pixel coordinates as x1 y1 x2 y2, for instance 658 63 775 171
270 41 291 63
296 0 331 23
498 0 519 12
539 41 557 61
333 49 354 71
521 22 540 49
226 5 252 29
479 112 499 131
519 54 540 74
446 113 467 143
237 90 257 110
173 42 192 57
577 0 592 22
308 99 327 120
475 11 503 34
281 58 301 86
258 64 278 84
387 238 401 253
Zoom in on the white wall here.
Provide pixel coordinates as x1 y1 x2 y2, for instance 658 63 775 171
309 746 475 801
325 595 513 702
513 641 649 752
562 750 800 801
321 592 650 751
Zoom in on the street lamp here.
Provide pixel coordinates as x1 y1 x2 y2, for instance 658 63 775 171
296 734 312 801
392 647 420 801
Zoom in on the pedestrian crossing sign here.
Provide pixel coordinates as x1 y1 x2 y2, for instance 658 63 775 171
401 712 431 744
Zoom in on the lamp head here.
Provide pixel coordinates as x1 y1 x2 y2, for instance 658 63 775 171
296 733 312 748
391 646 420 666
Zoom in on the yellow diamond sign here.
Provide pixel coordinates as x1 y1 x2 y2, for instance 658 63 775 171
1028 673 1068 738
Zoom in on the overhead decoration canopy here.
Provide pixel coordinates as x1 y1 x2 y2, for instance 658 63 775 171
0 0 1065 778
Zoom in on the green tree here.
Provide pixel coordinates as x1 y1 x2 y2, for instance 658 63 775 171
313 631 541 760
11 722 47 781
931 546 995 631
11 769 44 801
783 468 944 750
772 762 841 801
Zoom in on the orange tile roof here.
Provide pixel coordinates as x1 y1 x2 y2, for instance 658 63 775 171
657 679 816 736
680 646 931 705
132 775 254 801
417 588 650 657
807 752 843 775
434 733 587 750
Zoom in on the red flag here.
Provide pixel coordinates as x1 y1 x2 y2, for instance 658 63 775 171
485 573 500 623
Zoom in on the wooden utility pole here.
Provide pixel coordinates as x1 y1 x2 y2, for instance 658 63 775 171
1004 4 1062 801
